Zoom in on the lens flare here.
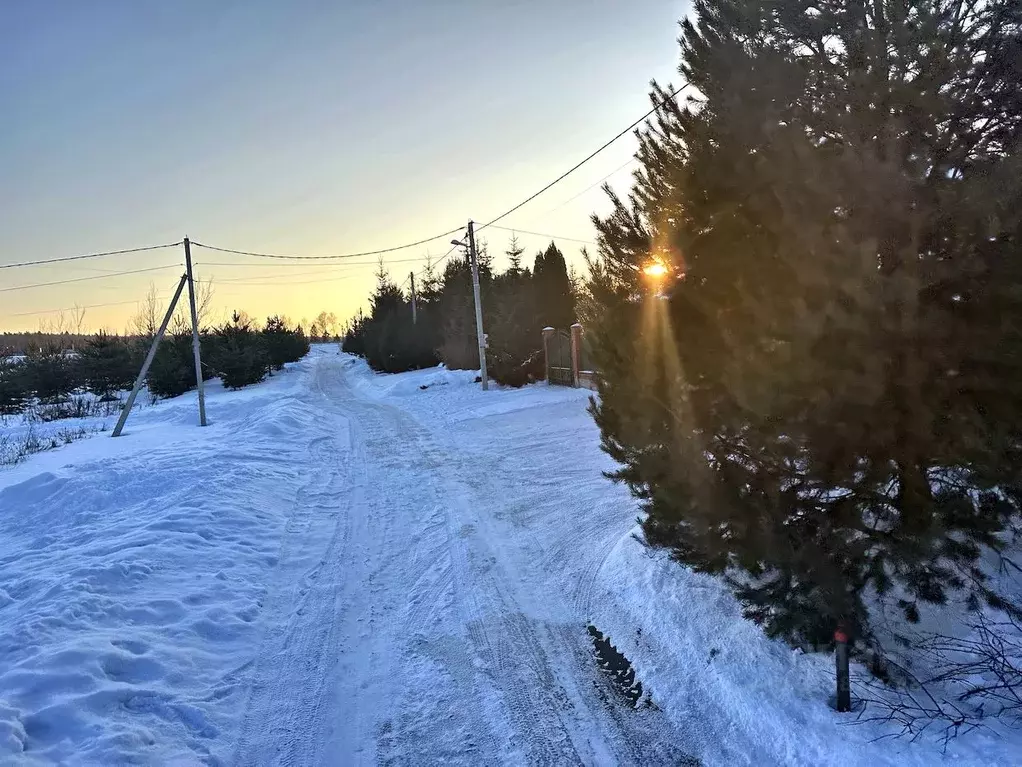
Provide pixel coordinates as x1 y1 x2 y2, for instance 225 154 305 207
642 262 668 279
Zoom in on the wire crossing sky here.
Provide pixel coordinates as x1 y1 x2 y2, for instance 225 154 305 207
0 0 687 331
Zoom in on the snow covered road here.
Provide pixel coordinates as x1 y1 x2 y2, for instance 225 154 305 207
4 346 1015 765
232 352 687 765
0 347 686 765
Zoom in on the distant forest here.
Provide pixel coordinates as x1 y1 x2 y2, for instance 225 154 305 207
342 236 579 386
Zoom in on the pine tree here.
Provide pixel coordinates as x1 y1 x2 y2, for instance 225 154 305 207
357 267 438 373
211 312 267 389
342 311 368 357
147 332 195 399
0 359 28 415
588 0 1022 648
437 254 480 369
25 347 77 404
488 237 542 386
80 332 135 400
263 316 301 371
506 235 525 275
533 242 576 329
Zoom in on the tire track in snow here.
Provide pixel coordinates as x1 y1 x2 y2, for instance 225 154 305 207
234 354 692 765
340 393 671 765
350 379 694 765
232 368 360 766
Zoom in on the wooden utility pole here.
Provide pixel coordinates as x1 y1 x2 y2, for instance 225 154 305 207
466 220 488 390
410 271 417 324
183 237 207 426
112 274 188 437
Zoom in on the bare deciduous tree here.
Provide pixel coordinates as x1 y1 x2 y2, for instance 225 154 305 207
171 276 216 333
853 612 1022 749
313 310 339 341
132 283 163 339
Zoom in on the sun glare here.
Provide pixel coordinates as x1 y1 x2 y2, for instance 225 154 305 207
642 261 669 279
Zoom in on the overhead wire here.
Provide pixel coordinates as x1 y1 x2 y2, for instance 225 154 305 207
193 256 429 269
190 227 464 261
0 242 183 270
0 264 182 294
6 293 177 319
212 272 362 287
479 224 596 246
543 157 637 214
202 266 371 283
476 82 689 233
417 243 460 279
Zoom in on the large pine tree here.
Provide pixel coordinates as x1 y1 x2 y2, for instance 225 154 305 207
437 255 482 370
488 237 543 386
358 267 437 373
589 0 1022 647
533 242 576 329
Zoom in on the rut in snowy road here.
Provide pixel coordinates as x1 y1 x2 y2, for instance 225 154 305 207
234 351 690 765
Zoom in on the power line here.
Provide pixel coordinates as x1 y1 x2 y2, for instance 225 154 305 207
0 242 183 270
476 82 689 232
193 256 429 269
6 293 177 319
191 227 464 261
480 224 596 246
399 243 461 290
417 244 460 278
0 264 182 294
213 272 362 287
544 157 637 214
203 267 366 282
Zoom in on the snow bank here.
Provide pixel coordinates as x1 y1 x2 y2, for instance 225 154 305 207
589 533 1018 766
0 349 328 763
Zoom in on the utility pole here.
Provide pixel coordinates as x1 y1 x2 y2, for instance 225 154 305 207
410 271 417 324
113 274 188 437
466 220 488 390
183 237 207 426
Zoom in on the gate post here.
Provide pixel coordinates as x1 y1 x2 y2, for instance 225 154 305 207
542 327 555 382
570 323 583 388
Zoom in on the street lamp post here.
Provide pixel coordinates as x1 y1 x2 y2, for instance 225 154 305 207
451 222 489 391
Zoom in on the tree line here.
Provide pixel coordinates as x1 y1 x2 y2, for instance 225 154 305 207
585 0 1022 670
0 315 310 417
342 238 578 385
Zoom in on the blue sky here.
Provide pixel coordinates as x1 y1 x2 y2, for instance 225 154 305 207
1 1 687 331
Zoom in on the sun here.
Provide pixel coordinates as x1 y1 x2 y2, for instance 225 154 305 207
642 261 669 279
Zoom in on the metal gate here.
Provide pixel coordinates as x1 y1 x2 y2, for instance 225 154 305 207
547 330 574 386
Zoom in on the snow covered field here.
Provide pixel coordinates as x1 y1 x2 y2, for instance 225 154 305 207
1 345 1018 765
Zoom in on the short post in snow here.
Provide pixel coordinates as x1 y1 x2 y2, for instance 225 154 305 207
542 327 555 382
835 621 851 712
570 323 583 388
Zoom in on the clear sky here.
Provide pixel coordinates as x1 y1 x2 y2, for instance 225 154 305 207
1 0 688 333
